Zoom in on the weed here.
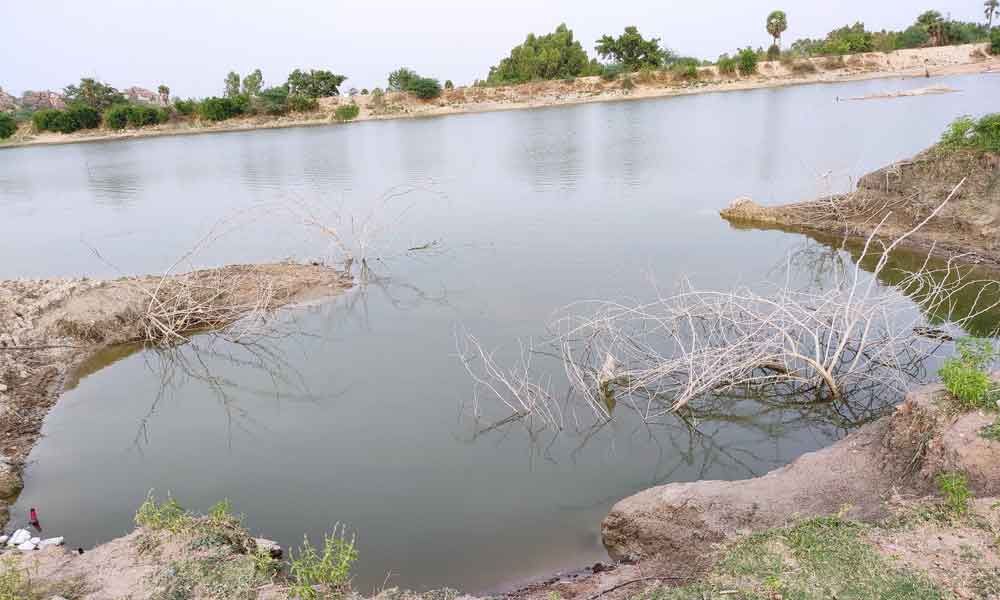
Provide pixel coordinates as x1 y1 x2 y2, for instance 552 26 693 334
289 524 359 600
939 337 998 410
982 417 1000 441
334 104 360 122
936 472 972 517
136 491 189 532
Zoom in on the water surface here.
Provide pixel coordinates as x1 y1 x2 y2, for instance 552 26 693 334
3 74 1000 592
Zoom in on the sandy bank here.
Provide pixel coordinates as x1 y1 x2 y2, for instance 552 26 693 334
720 144 1000 267
0 263 351 526
3 43 998 150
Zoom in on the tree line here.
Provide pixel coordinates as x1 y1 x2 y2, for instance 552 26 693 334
2 5 999 140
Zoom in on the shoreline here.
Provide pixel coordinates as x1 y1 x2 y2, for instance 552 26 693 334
3 43 998 151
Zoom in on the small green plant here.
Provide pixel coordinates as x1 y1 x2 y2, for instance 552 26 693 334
0 114 15 139
939 337 997 410
992 29 1000 55
174 98 198 116
444 80 454 90
621 74 635 91
716 54 737 75
135 491 189 532
289 524 358 600
737 47 759 76
334 104 360 122
936 471 971 517
766 44 781 61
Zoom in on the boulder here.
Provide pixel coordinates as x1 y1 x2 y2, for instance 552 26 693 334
17 540 36 550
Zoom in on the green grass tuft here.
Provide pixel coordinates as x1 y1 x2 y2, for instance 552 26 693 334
289 524 359 600
936 472 972 517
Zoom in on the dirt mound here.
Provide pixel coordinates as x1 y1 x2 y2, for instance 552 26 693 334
600 380 1000 563
721 147 1000 266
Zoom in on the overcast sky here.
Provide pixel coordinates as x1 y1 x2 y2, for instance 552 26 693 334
2 1 986 98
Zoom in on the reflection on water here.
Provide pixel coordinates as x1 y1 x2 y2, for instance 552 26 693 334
6 74 1000 592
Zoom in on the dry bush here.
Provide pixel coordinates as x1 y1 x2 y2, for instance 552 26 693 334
823 55 847 70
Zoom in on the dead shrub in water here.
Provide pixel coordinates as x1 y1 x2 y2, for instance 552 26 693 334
460 184 1000 427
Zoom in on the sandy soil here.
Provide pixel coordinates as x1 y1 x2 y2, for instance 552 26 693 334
3 43 998 150
0 263 351 527
721 144 1000 267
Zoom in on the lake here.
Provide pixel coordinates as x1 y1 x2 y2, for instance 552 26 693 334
2 73 999 592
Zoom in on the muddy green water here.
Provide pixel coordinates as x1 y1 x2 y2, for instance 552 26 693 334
3 74 1000 592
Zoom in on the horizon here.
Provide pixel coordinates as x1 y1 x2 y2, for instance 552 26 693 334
2 1 988 98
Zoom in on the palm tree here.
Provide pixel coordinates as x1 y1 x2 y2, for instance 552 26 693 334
766 10 788 47
986 0 999 29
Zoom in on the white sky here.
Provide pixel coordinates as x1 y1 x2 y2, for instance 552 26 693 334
2 1 986 98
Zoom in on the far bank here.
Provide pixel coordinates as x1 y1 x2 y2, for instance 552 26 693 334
2 43 998 151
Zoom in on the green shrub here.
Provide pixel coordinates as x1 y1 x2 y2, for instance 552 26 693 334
766 44 781 61
0 114 16 139
940 114 1000 155
126 105 164 127
174 99 198 116
939 337 997 410
671 63 698 81
444 80 454 90
737 48 759 76
408 77 442 100
935 472 971 516
334 104 360 121
289 525 358 600
992 29 1000 55
32 109 83 133
289 94 318 112
102 104 131 129
256 86 290 115
600 63 624 81
621 74 635 91
66 105 100 129
197 96 243 121
716 54 737 75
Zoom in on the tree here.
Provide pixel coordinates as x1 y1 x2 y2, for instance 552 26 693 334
986 0 999 29
388 68 418 91
286 69 346 98
242 69 263 97
224 71 241 98
63 78 125 112
408 77 442 99
157 85 170 105
595 26 668 71
767 11 788 47
486 24 600 84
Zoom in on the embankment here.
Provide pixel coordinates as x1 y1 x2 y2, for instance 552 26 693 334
721 145 1000 267
0 263 351 526
3 43 998 150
